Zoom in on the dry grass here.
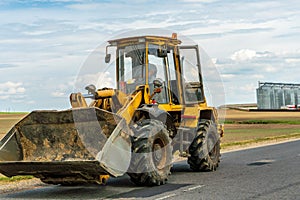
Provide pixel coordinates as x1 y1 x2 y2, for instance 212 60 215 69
225 109 300 121
0 113 27 139
1 110 300 145
0 110 300 182
223 124 300 143
222 109 300 147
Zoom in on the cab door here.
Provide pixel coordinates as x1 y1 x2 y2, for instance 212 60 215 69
178 45 205 105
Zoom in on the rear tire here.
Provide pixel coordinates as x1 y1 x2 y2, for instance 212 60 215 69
188 120 220 171
127 119 172 186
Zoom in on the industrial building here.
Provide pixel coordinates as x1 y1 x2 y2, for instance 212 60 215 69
256 82 300 109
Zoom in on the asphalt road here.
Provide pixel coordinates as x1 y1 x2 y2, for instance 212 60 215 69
1 139 299 200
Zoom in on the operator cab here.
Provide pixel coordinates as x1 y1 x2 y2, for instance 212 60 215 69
106 34 205 109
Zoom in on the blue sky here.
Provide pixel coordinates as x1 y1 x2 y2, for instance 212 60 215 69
0 0 300 111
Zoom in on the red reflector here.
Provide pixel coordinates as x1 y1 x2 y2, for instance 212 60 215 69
181 115 197 119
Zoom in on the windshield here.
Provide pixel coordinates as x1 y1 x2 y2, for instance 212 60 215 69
118 44 145 93
148 44 169 104
117 43 171 104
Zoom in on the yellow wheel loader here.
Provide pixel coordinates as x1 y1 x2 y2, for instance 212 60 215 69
0 33 223 186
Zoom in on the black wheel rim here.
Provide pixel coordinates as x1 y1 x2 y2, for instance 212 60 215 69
152 138 167 170
207 134 219 162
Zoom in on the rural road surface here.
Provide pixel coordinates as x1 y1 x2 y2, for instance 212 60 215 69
1 139 299 199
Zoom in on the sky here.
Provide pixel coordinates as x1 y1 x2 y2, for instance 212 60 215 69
0 0 300 111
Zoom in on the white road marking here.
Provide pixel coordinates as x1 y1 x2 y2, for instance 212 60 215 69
156 194 177 200
183 185 205 192
254 159 275 163
156 185 204 199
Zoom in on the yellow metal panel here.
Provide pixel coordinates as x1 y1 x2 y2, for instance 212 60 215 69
182 106 199 128
93 99 103 108
170 104 183 111
158 104 171 111
69 93 88 108
118 91 142 124
144 85 151 104
96 90 115 98
157 104 183 112
115 90 129 106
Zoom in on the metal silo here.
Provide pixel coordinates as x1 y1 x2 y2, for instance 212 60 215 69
256 82 300 109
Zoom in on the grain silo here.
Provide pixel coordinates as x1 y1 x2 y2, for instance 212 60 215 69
256 82 300 109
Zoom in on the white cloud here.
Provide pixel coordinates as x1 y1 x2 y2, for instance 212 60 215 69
23 30 55 36
230 49 257 62
221 74 235 79
1 0 86 3
240 83 257 93
49 0 85 2
12 99 25 103
0 95 9 100
67 3 103 10
27 100 36 104
75 72 114 91
181 19 274 38
251 74 264 79
285 58 300 64
0 81 26 95
51 91 66 97
264 65 278 72
180 0 218 2
229 49 276 62
211 58 217 64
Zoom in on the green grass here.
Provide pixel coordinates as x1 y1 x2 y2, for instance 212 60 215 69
0 112 28 114
225 119 300 125
221 133 300 148
222 125 300 143
0 175 34 182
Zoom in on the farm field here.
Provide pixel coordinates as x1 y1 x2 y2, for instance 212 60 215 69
0 113 27 138
222 109 300 147
225 109 300 122
1 110 300 147
0 109 299 182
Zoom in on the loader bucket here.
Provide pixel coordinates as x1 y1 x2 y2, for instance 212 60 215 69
0 107 132 184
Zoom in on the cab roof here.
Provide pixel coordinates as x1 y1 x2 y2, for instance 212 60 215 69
108 35 182 46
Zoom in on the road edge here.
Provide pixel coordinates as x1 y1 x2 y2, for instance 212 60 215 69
221 137 300 153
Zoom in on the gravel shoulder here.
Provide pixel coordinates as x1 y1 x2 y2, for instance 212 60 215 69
0 178 45 194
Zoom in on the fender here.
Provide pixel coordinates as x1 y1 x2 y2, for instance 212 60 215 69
136 104 177 138
199 108 223 137
199 108 217 123
137 104 166 119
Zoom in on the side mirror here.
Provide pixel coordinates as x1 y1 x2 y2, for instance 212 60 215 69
105 54 111 63
153 78 163 88
85 84 96 94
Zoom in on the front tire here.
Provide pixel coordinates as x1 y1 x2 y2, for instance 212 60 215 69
127 119 172 186
188 120 220 171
